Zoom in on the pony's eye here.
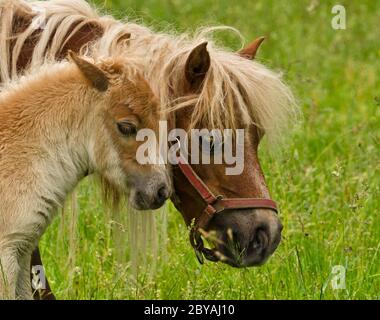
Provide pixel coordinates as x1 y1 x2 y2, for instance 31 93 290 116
117 121 137 136
200 135 222 153
205 136 215 152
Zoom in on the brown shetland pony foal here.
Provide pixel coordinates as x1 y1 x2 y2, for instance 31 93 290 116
0 52 171 299
1 1 298 296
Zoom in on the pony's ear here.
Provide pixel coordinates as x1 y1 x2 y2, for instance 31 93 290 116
68 50 109 92
185 42 210 90
238 36 265 60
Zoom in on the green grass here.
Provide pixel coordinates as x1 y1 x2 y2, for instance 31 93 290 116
40 0 380 299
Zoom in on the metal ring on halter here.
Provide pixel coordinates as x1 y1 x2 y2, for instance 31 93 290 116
175 137 181 150
169 137 182 163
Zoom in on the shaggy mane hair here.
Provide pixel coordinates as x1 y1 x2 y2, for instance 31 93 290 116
0 0 298 272
1 0 298 140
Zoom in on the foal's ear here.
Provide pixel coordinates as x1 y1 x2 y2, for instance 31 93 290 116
238 36 265 60
185 42 211 90
68 50 109 92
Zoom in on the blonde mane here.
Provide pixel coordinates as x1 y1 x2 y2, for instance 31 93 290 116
1 0 297 138
0 0 298 272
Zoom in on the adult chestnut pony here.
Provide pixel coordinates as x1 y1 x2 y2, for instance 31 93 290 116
0 0 297 298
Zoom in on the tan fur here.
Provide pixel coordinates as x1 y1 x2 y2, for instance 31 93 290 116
0 0 299 278
0 55 170 299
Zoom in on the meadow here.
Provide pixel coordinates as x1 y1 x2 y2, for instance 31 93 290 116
40 0 380 299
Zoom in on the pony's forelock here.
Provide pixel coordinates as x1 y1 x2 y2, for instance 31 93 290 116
154 27 298 143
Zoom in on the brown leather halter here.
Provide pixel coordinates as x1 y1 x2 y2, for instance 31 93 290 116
173 153 278 264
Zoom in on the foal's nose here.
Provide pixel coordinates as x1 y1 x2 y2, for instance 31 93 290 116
133 182 170 210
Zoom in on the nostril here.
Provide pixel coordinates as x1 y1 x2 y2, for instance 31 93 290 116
156 185 169 204
136 191 143 204
252 235 262 250
249 228 269 256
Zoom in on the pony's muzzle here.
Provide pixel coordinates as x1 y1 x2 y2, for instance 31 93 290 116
206 208 283 267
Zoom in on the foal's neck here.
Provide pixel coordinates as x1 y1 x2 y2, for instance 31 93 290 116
0 63 100 210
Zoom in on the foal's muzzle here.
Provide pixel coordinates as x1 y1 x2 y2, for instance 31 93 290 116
132 183 170 210
130 170 171 210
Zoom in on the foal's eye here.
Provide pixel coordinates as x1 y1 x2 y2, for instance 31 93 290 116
117 121 137 136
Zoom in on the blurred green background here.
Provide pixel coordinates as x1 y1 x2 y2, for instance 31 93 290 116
40 0 380 299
